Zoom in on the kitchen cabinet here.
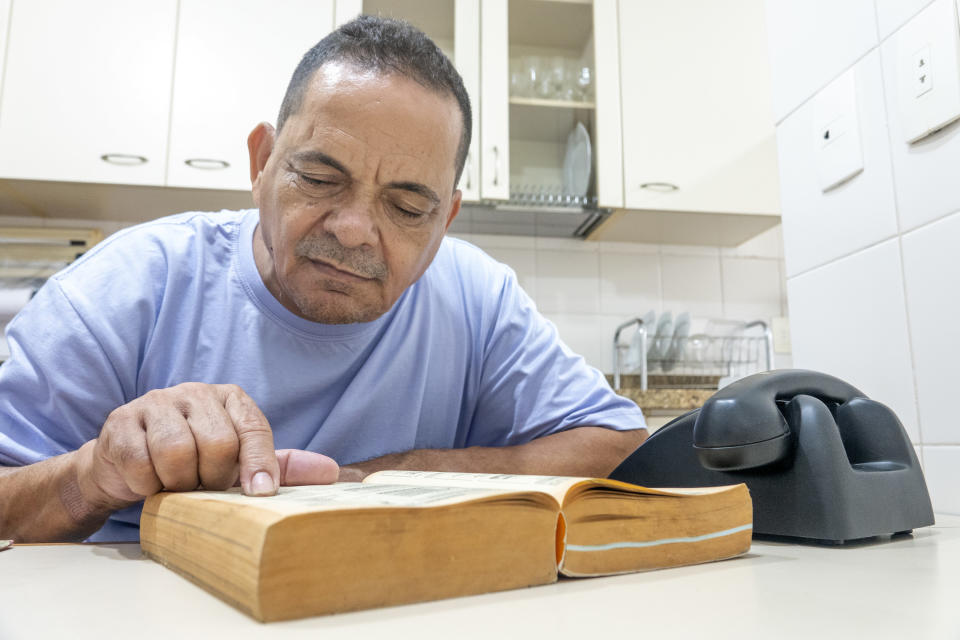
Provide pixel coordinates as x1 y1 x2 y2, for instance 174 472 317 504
0 0 178 186
350 0 619 208
0 0 10 98
481 0 623 207
616 0 779 216
165 0 334 191
338 0 482 202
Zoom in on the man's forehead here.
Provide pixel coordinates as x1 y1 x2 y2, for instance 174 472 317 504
278 67 460 189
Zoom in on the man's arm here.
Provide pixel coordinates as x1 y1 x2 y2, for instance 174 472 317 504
340 426 648 481
0 383 339 543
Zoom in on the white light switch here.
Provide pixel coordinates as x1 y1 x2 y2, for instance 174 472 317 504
813 67 863 192
896 0 960 143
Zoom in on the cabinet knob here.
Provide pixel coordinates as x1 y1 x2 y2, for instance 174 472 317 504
184 158 230 170
100 153 147 166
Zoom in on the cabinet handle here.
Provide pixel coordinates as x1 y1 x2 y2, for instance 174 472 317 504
640 182 678 192
465 152 473 190
492 145 500 187
100 153 147 166
185 158 230 170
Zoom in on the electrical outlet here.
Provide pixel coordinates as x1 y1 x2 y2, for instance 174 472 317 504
896 0 960 143
913 45 933 98
813 67 863 192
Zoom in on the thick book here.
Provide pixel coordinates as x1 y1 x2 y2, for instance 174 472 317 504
140 471 752 621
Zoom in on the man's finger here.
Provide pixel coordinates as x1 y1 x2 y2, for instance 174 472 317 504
219 384 279 496
98 411 163 499
143 403 199 492
276 449 340 486
188 398 241 491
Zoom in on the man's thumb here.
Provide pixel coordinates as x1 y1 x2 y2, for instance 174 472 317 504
275 449 340 486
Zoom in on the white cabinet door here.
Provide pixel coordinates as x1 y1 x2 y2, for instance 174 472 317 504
0 0 177 185
455 0 481 202
0 0 10 98
618 0 779 215
166 0 335 191
593 0 623 209
479 0 509 200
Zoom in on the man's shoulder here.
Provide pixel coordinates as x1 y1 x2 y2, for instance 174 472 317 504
431 235 515 285
54 209 253 282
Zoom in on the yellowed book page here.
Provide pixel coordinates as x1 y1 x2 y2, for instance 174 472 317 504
363 470 586 502
364 470 740 504
174 483 528 516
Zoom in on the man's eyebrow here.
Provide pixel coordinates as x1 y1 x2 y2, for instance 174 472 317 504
290 150 350 176
385 181 441 205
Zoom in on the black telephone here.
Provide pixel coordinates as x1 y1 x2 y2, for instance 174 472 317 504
609 370 935 543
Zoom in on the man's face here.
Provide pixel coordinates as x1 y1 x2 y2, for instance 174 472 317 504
249 62 463 324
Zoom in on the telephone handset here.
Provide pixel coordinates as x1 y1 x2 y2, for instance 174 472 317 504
610 370 934 543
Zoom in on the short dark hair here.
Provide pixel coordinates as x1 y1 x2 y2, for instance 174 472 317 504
277 15 472 188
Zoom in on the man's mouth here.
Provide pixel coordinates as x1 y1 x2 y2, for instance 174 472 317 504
306 257 377 282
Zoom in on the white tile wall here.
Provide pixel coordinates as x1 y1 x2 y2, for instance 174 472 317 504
880 15 960 233
786 238 919 441
721 257 783 321
598 251 660 316
775 50 899 277
660 254 724 319
765 0 879 123
874 0 935 39
921 447 960 514
453 230 789 375
901 211 960 444
769 0 960 514
534 247 600 314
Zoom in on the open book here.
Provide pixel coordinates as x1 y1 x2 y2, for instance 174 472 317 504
140 471 752 622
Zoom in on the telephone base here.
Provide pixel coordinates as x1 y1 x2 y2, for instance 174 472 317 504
610 370 935 544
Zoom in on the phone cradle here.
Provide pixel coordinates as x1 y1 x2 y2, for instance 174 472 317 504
610 370 935 544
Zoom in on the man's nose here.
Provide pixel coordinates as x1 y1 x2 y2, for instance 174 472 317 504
321 194 378 248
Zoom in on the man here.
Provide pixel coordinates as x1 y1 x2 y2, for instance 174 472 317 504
0 16 646 543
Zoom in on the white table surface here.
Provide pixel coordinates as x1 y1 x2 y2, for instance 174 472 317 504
2 515 959 640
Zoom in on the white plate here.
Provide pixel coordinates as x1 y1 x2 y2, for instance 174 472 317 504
662 312 690 372
563 122 592 197
650 311 673 364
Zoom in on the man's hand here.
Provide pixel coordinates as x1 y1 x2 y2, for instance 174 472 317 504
75 383 339 513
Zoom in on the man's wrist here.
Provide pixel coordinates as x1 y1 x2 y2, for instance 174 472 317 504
59 441 127 530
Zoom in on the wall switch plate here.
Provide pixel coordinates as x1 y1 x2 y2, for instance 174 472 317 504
896 0 960 143
813 67 863 192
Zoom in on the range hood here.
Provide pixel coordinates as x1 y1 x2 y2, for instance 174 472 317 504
450 201 611 238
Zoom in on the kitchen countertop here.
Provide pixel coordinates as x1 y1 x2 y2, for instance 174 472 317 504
617 387 714 412
2 516 958 639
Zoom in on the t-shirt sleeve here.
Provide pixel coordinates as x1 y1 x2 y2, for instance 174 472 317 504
0 278 132 465
465 259 646 447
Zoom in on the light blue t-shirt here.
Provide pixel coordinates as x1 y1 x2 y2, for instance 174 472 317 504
0 209 645 540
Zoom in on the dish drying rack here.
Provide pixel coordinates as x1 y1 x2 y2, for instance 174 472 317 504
612 316 775 392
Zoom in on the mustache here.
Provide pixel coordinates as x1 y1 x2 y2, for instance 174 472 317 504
294 234 388 280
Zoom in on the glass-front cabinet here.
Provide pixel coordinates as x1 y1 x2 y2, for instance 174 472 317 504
482 0 622 209
343 0 622 210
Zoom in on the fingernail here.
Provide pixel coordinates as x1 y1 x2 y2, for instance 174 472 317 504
250 471 276 496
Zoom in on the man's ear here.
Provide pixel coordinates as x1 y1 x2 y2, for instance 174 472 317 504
444 190 463 232
248 122 276 203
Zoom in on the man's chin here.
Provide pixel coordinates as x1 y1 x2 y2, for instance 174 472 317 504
291 293 385 325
